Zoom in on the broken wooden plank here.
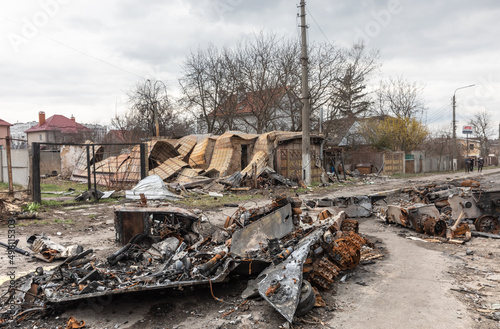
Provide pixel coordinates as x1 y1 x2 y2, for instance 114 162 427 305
229 187 251 191
447 239 465 245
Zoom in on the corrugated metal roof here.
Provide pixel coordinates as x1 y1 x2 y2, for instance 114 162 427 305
189 136 210 169
206 132 258 177
241 150 268 178
176 168 203 184
70 143 104 179
174 135 197 161
149 156 189 181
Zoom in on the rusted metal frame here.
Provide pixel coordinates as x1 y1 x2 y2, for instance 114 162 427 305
86 145 91 192
8 288 43 301
31 141 146 203
257 228 324 323
45 258 235 303
92 145 98 200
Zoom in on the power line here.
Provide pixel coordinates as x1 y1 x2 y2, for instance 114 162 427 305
1 14 149 81
425 103 450 123
42 34 147 80
306 6 332 46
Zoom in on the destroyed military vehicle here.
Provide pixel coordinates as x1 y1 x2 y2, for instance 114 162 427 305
0 196 367 326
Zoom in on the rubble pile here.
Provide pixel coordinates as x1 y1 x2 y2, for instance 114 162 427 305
0 195 29 223
70 132 323 193
0 196 372 326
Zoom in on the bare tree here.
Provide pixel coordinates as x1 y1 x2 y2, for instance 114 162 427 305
374 76 426 119
179 45 239 134
234 33 300 133
314 41 380 139
330 42 380 119
470 110 495 157
178 34 380 135
306 41 345 132
127 79 190 137
420 126 452 171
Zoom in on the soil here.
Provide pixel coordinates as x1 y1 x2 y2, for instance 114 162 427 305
1 168 500 328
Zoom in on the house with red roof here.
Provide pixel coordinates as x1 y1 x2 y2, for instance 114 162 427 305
0 118 12 149
25 112 91 147
206 87 301 134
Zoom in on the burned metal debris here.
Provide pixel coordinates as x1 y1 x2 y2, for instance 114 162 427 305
384 204 448 237
306 194 386 218
380 181 500 238
0 196 370 325
27 234 84 262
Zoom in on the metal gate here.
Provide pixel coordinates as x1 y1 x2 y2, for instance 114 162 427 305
277 148 322 182
383 152 404 175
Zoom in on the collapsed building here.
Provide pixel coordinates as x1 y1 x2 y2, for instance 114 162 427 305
68 131 325 189
0 196 374 326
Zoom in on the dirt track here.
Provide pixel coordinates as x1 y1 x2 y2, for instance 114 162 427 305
2 168 500 328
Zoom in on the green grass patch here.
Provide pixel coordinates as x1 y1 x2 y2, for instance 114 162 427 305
40 197 119 210
21 202 41 212
15 219 52 227
41 181 88 193
54 218 74 225
175 193 264 210
0 182 24 192
41 200 75 208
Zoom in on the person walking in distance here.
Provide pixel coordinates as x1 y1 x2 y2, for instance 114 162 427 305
478 157 484 172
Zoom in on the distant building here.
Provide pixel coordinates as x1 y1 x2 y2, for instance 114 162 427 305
204 87 301 134
0 118 12 149
10 121 37 149
25 112 92 148
83 123 108 143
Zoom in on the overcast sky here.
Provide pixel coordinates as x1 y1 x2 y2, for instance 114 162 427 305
1 0 499 137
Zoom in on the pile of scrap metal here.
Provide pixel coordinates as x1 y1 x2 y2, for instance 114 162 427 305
27 234 84 262
0 235 84 262
380 181 500 238
0 197 369 326
305 194 387 218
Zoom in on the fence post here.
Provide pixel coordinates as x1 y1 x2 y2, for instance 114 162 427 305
0 146 3 183
6 136 13 195
32 142 41 203
140 143 146 179
86 145 91 191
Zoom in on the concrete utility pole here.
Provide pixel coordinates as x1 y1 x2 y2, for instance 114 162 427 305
300 0 311 185
452 84 474 171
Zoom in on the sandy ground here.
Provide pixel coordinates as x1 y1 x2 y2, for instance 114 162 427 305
1 168 500 328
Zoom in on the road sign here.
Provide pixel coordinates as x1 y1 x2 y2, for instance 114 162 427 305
462 125 473 134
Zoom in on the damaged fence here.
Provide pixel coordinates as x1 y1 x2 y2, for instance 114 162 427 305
32 142 147 204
